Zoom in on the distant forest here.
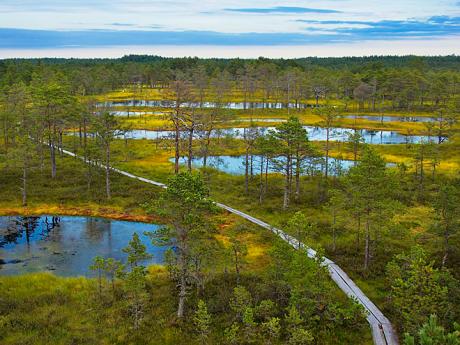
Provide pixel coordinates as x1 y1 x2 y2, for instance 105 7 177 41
1 55 459 105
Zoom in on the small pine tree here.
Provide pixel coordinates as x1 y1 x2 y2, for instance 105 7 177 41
229 236 248 285
122 232 152 268
288 328 314 345
286 211 314 249
255 300 276 322
122 233 152 330
261 317 280 344
125 266 148 330
89 256 105 297
404 315 460 345
103 257 124 295
194 300 211 344
386 246 452 334
230 286 252 320
284 305 303 333
224 323 240 345
242 307 257 343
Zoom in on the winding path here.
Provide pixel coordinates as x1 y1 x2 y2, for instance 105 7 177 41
61 148 398 345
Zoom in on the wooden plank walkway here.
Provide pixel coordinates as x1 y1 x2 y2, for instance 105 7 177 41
61 149 399 345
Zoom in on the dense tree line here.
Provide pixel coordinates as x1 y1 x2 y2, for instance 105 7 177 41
1 55 459 111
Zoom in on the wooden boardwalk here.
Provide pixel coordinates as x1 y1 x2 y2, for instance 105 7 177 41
61 149 399 345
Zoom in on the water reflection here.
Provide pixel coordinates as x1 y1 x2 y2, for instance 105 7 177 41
231 118 287 123
111 110 164 117
125 126 441 145
169 155 396 176
0 216 164 276
99 100 312 110
340 115 437 123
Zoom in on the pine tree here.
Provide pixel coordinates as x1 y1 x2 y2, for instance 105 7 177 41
146 172 215 318
122 233 152 329
404 315 460 345
386 247 455 334
346 147 396 271
268 117 309 209
194 300 211 344
286 211 315 249
229 236 248 285
261 317 280 345
89 255 106 298
122 232 152 268
432 183 459 267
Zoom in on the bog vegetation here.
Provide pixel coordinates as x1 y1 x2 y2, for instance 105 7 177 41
0 55 459 345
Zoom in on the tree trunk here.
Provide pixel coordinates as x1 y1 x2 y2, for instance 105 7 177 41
124 136 129 162
58 130 63 156
22 161 27 207
234 249 240 285
83 117 88 159
259 156 264 204
38 131 45 170
177 258 187 318
287 80 290 115
202 132 211 170
174 123 180 174
442 231 449 267
244 148 249 194
264 157 269 194
187 127 193 172
87 159 92 191
105 143 111 199
283 156 290 209
295 153 301 200
49 136 56 178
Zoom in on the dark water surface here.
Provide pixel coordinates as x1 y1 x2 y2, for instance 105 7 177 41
0 216 165 276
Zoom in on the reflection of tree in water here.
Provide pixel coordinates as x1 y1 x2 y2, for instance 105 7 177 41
42 216 63 245
85 217 112 244
0 216 61 247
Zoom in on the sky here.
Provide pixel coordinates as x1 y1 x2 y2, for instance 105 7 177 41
0 0 459 58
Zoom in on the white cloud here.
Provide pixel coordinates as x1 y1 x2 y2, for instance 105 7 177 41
0 0 459 55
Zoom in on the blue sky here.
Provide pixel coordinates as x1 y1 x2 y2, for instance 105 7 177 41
0 0 459 57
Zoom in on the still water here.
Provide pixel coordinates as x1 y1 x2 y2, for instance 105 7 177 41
111 110 164 116
100 101 439 123
169 155 396 176
339 115 437 123
125 126 440 144
100 100 311 109
0 216 165 276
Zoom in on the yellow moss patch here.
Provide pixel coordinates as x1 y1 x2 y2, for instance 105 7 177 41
0 204 157 223
148 265 168 277
394 205 434 234
214 233 231 247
